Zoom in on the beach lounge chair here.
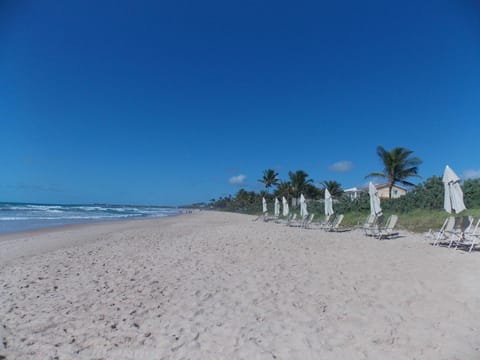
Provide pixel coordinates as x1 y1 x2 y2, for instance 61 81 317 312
274 213 292 224
363 214 383 236
448 216 474 249
286 213 298 226
465 218 480 253
302 213 315 229
424 217 449 241
431 216 455 246
448 218 480 252
320 214 335 229
359 213 375 230
307 214 334 230
375 215 399 239
265 212 281 222
264 214 278 222
289 213 312 228
324 214 345 232
253 212 268 222
446 216 473 248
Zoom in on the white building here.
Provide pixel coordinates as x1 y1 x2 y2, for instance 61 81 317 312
344 184 408 200
344 187 363 200
375 184 407 199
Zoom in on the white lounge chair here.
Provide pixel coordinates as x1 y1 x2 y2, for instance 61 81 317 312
274 213 292 224
324 214 345 232
447 216 473 248
375 215 399 239
309 214 335 230
320 214 336 229
360 213 376 232
431 216 455 246
363 214 383 236
303 214 315 229
286 213 298 226
265 212 282 222
450 216 480 252
289 213 312 228
425 217 449 241
465 218 480 253
253 211 269 222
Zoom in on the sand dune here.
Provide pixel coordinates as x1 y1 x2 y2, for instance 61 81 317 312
1 211 479 359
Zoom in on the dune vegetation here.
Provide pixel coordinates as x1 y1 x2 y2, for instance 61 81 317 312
206 146 480 233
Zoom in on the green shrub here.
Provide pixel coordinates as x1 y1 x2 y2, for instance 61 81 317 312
208 176 480 232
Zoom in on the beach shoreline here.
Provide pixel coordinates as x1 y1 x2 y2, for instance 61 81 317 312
1 211 479 359
0 211 186 242
0 213 188 265
0 202 184 236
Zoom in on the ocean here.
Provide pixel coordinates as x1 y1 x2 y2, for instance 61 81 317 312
0 202 182 234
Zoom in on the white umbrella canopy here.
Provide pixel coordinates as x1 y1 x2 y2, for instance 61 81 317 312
443 165 466 214
262 197 267 214
324 189 334 216
282 196 289 216
368 182 382 216
300 193 308 218
274 198 280 217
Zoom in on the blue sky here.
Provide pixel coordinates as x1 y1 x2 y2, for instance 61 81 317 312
1 0 479 206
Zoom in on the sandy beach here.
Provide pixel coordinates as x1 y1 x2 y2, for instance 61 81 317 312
1 211 479 359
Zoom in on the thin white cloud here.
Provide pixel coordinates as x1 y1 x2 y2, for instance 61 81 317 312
328 160 353 173
229 174 247 186
463 169 480 180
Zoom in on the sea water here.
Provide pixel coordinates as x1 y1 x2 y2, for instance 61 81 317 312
0 202 181 234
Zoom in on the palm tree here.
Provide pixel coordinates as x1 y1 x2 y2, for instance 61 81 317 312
274 181 293 199
322 180 343 198
366 146 422 199
235 189 257 208
288 170 313 198
258 169 279 193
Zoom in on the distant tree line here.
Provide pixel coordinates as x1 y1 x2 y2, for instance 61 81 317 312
208 176 480 214
207 146 480 214
335 176 480 214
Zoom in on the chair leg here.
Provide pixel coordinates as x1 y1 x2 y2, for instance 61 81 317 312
448 233 455 248
469 238 478 253
433 231 443 246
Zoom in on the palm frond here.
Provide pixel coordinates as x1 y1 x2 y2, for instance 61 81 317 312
365 172 386 179
368 146 423 198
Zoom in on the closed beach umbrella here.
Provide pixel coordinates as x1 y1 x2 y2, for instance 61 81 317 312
300 193 308 218
443 165 466 214
274 198 280 217
262 197 267 214
324 189 334 216
282 196 289 216
368 182 382 217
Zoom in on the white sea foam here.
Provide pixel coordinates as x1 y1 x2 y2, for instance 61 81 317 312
0 203 180 233
26 205 63 211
